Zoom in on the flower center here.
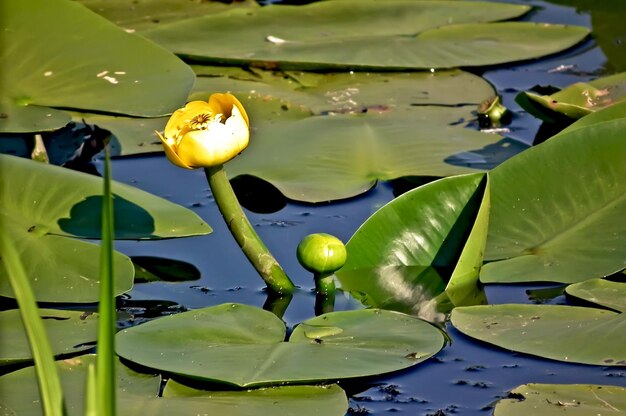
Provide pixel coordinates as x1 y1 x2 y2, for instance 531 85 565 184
188 113 223 130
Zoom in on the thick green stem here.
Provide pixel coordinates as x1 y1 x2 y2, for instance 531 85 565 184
263 292 293 319
205 165 296 294
314 273 335 315
314 272 335 294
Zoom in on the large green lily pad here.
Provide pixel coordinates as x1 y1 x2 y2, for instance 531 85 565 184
143 1 588 70
227 112 506 203
517 72 626 122
0 354 348 415
0 0 194 133
336 173 488 321
494 383 626 415
451 304 626 366
79 0 258 31
0 154 211 302
0 309 97 366
566 279 626 312
105 67 500 158
116 303 445 387
481 118 626 284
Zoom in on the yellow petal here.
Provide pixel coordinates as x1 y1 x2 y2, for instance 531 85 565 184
176 121 249 168
156 131 193 169
208 93 249 127
163 100 213 140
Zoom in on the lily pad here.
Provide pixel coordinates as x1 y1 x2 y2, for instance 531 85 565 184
481 118 626 284
192 69 496 113
517 72 626 122
0 309 97 366
116 303 445 387
227 112 505 203
160 381 348 416
0 0 194 133
558 99 626 135
0 354 348 416
78 0 259 31
494 383 626 415
143 2 587 70
0 154 211 302
451 304 626 366
335 173 488 321
566 279 626 312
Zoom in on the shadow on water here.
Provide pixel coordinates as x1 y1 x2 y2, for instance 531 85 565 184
57 194 156 238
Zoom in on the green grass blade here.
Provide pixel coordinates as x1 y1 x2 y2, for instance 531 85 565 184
0 222 66 415
84 363 98 416
96 146 116 415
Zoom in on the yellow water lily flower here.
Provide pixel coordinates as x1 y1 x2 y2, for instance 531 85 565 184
157 93 250 169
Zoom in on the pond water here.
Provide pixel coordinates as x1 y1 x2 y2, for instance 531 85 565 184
65 0 626 414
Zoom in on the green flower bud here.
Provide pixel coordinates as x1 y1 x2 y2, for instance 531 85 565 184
297 233 347 275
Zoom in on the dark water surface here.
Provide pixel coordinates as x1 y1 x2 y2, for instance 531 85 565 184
106 1 625 414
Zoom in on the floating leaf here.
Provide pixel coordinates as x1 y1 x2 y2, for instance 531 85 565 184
482 118 626 284
0 154 211 302
78 0 259 31
335 174 488 321
116 303 445 387
0 354 348 415
227 113 506 203
517 72 626 122
0 309 97 366
143 2 586 70
566 279 626 313
0 217 134 303
558 100 626 135
0 0 194 133
493 383 626 415
451 304 626 366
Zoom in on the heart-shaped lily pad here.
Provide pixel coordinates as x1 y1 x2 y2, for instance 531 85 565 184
116 303 445 387
336 173 489 321
0 354 348 415
493 383 626 415
451 304 626 366
143 2 587 70
0 154 211 302
0 0 194 133
0 309 97 366
482 117 626 284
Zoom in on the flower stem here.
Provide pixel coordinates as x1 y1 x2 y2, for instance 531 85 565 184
314 273 335 295
205 165 296 294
